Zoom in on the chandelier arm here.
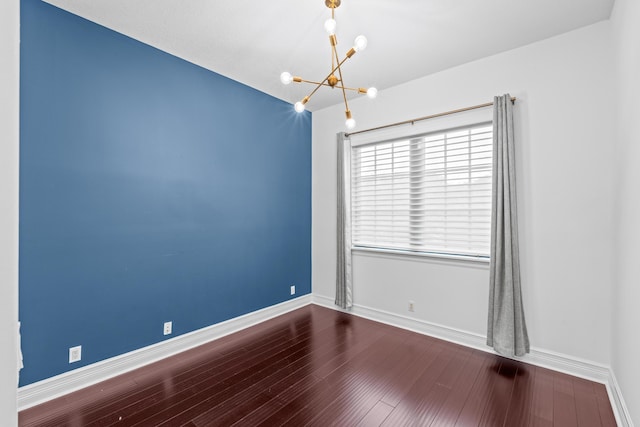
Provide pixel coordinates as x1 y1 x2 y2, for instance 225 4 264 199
298 52 355 105
328 54 355 84
331 47 335 72
332 44 351 114
329 25 338 68
296 79 362 92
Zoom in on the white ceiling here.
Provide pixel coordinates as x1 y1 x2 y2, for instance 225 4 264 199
43 0 614 111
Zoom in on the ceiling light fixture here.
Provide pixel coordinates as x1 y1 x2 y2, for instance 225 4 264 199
281 0 376 130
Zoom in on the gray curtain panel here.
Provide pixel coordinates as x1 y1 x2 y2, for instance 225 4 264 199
335 132 353 309
487 94 530 357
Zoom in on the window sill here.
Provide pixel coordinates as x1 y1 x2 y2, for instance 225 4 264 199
351 246 490 266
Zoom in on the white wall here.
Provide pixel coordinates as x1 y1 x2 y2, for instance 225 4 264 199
313 22 615 365
0 0 20 425
611 0 640 423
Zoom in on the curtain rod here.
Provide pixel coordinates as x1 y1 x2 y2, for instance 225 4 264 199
345 96 517 137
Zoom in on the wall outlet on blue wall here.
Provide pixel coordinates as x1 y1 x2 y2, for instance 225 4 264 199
290 285 296 295
69 346 81 363
163 321 172 336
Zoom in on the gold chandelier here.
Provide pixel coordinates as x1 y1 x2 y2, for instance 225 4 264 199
280 0 376 129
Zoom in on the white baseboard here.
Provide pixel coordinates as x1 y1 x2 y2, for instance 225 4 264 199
312 294 634 427
17 295 312 411
607 370 635 427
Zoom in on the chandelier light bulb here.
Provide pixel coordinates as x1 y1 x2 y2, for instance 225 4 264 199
353 35 368 52
324 18 337 35
294 101 306 113
280 72 293 85
345 117 356 129
366 87 378 99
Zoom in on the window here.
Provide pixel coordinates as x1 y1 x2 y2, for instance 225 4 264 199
351 122 493 258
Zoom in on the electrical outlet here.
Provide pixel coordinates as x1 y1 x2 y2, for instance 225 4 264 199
408 301 415 312
69 345 82 363
163 321 172 336
290 285 296 295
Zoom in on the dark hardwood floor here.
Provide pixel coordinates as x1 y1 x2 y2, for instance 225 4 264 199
19 305 617 426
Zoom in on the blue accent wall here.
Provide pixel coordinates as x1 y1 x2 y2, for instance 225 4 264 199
19 0 311 386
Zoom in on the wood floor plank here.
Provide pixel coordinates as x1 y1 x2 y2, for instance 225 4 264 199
184 322 359 426
304 331 431 426
452 354 502 426
123 319 343 426
592 382 618 427
476 358 518 426
355 400 395 427
430 350 488 427
379 338 445 408
229 374 321 426
19 305 618 427
572 376 606 427
553 371 579 427
81 318 318 425
385 347 472 426
502 362 534 427
242 325 389 426
272 330 406 426
82 312 324 426
18 376 139 427
526 365 555 426
309 320 389 380
158 311 388 426
381 345 469 426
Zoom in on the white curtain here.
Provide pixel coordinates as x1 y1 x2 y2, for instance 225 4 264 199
487 94 530 357
335 132 353 309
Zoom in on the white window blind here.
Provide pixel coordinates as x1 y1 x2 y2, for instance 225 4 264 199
351 122 493 258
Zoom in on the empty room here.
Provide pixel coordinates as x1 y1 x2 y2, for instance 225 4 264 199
1 0 639 425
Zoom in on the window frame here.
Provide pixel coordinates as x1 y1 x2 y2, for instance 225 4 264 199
349 120 493 263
